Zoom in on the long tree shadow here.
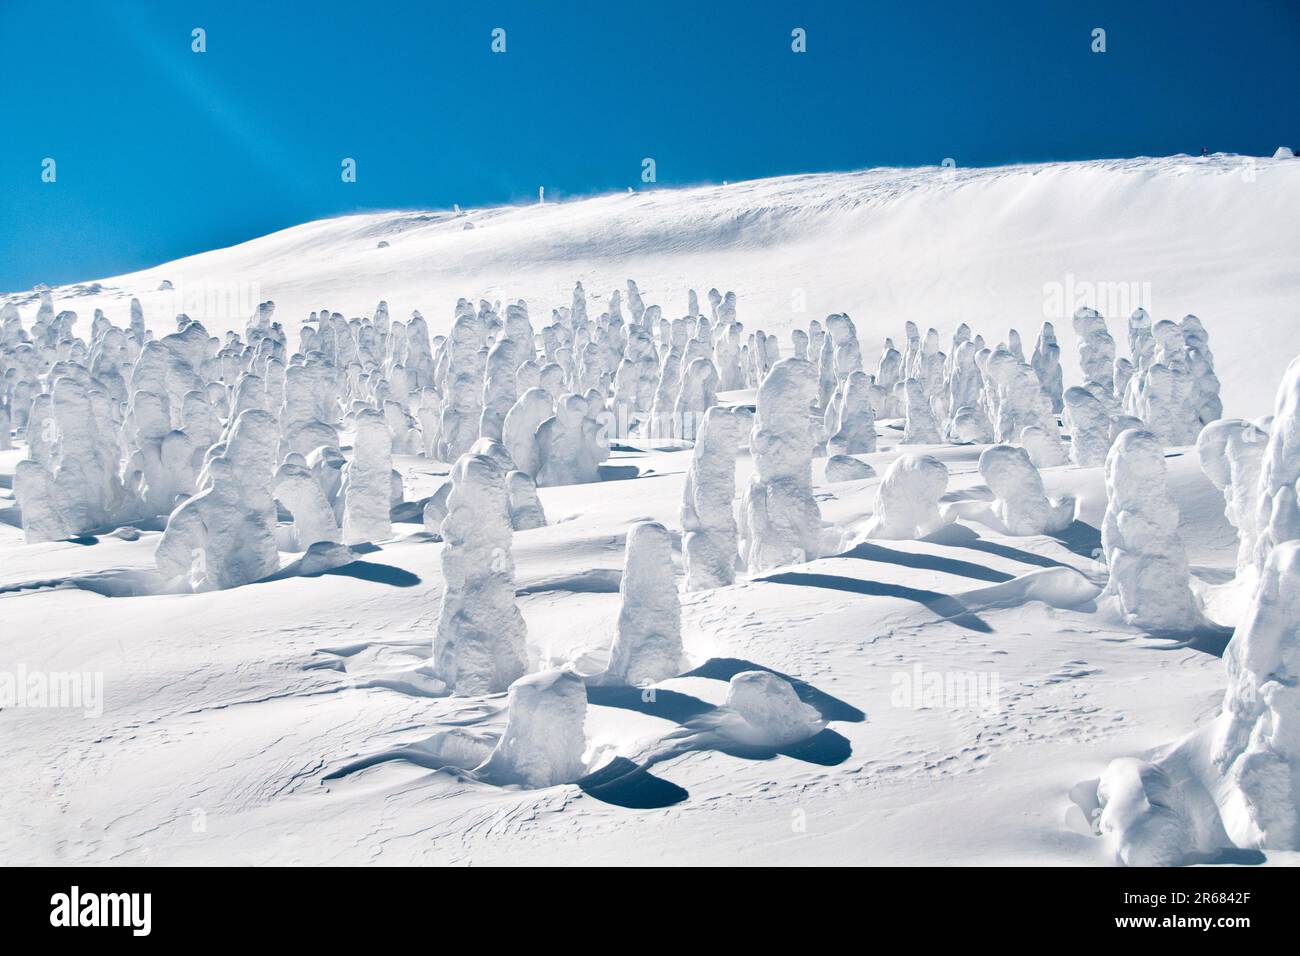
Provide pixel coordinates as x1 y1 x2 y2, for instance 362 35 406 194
836 540 1013 583
576 757 689 809
921 523 1071 571
321 560 421 587
1047 520 1104 560
586 685 716 723
757 570 993 633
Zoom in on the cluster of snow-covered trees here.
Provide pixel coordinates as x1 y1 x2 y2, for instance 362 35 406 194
11 280 1300 849
1093 355 1300 866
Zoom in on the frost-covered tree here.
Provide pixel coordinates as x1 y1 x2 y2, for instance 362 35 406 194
536 394 604 487
978 444 1074 535
604 520 683 684
506 470 547 530
155 445 279 592
902 377 941 444
1100 429 1200 630
864 453 949 540
1031 322 1064 413
501 387 554 479
943 341 985 438
876 346 903 418
274 461 341 549
1252 355 1300 572
672 356 719 441
479 335 521 442
1073 306 1117 394
1062 385 1113 466
682 406 739 590
1212 539 1300 849
827 370 877 455
739 358 821 571
436 312 486 461
432 451 528 694
341 408 393 545
1197 418 1269 581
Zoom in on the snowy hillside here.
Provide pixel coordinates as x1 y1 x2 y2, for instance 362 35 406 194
3 153 1300 868
8 154 1298 417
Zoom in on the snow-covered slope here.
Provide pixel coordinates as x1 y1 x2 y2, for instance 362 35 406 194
10 153 1298 417
4 154 1300 867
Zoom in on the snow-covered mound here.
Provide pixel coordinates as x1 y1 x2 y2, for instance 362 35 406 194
8 154 1298 417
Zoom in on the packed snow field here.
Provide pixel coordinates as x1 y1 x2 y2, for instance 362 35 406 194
2 155 1299 866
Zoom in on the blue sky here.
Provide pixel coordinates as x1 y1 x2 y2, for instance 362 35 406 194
1 0 1297 291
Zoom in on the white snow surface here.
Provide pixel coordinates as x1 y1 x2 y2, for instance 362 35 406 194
3 154 1300 866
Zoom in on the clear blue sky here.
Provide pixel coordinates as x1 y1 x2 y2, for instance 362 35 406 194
1 0 1297 291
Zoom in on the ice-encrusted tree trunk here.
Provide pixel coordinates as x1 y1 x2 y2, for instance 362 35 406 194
672 356 718 442
1197 418 1269 581
682 406 739 590
274 461 340 549
13 459 72 542
432 451 529 695
1073 307 1117 394
1100 428 1200 630
943 340 985 438
501 387 554 479
902 377 941 444
1062 385 1113 466
876 346 903 418
1182 313 1223 426
155 434 280 593
827 370 877 455
1031 322 1064 413
436 312 486 461
603 520 683 685
479 335 520 442
341 408 393 545
506 470 547 530
739 358 822 572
